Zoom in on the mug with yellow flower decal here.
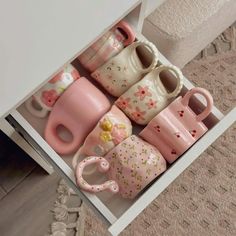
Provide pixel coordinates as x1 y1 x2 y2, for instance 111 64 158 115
115 65 183 125
72 105 132 174
75 135 166 199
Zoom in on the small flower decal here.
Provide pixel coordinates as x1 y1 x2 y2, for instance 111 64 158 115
49 72 63 84
134 86 152 101
146 99 157 109
131 107 146 122
116 97 132 110
100 131 113 142
111 124 128 145
41 89 59 107
100 118 113 131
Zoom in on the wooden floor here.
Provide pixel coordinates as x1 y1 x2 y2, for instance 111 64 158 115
0 131 60 236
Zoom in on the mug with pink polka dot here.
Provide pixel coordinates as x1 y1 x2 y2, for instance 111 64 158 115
75 135 166 199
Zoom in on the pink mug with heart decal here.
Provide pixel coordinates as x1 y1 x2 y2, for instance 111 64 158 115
75 135 166 199
139 87 213 163
44 77 111 155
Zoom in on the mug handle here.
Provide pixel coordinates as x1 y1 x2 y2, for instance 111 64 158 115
154 65 183 99
181 87 214 122
75 156 119 194
25 97 49 118
130 41 159 74
115 21 135 46
72 147 97 175
44 120 82 155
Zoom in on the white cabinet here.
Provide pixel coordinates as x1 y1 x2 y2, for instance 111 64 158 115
1 1 235 235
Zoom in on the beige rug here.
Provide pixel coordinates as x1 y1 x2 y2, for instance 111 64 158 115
49 26 236 236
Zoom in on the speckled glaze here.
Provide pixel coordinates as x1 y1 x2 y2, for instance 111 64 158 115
116 65 183 125
75 135 166 199
140 87 213 163
25 64 80 118
91 41 159 97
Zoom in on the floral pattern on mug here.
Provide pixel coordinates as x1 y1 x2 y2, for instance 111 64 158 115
41 89 59 107
116 65 184 125
75 135 167 199
91 41 159 97
26 64 80 118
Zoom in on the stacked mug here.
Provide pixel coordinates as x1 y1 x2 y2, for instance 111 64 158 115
26 20 214 200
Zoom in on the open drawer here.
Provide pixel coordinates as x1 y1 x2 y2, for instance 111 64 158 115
6 30 236 236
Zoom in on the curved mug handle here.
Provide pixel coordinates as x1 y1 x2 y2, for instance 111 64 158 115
130 41 159 74
72 147 97 175
115 21 135 46
154 65 183 99
45 119 83 155
25 97 49 118
75 156 119 194
181 87 213 122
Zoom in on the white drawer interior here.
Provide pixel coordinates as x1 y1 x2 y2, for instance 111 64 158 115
8 28 236 236
15 52 222 215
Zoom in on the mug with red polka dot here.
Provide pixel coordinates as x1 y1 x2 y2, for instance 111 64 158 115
139 87 213 163
115 65 183 125
75 135 166 199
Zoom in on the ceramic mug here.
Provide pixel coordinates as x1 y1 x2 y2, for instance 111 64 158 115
91 40 159 97
139 87 213 163
115 65 183 125
44 77 111 155
75 135 166 199
78 20 135 72
25 64 80 118
72 105 132 173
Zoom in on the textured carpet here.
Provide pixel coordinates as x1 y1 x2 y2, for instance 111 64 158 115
49 26 236 236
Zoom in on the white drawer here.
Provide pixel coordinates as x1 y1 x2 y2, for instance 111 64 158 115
6 31 236 236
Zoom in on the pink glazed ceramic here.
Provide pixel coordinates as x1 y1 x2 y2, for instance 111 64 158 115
116 65 183 125
72 105 132 172
139 87 213 163
44 77 111 155
75 135 166 199
78 21 135 72
25 64 80 118
91 41 159 97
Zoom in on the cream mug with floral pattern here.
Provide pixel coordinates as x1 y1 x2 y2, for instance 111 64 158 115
91 41 159 97
115 65 183 125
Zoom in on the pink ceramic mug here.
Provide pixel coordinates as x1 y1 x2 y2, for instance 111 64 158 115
44 77 111 155
25 64 80 118
139 87 213 163
78 20 135 72
75 135 166 199
72 105 132 172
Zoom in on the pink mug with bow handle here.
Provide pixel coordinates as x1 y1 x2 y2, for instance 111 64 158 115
140 87 213 163
75 135 166 199
44 77 111 155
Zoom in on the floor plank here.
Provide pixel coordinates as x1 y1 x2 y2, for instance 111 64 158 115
0 131 36 192
0 166 60 236
0 186 6 200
